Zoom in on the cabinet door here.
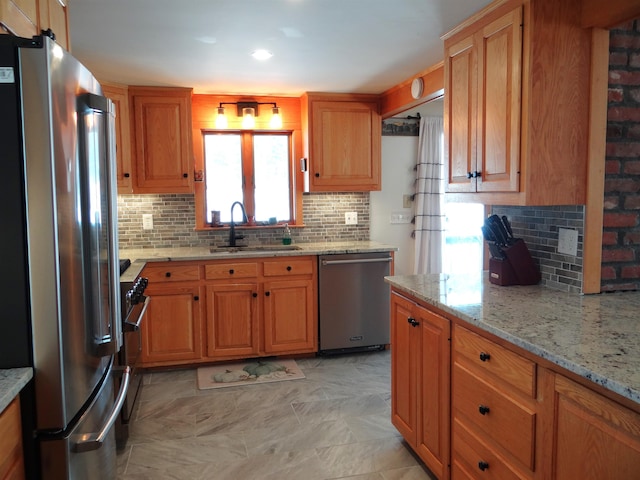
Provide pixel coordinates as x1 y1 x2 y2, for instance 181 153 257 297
0 397 25 480
130 88 193 193
141 285 203 364
476 7 522 193
205 283 260 358
553 374 640 479
37 0 69 51
390 293 420 446
415 303 451 480
101 84 133 194
263 278 316 353
310 100 381 191
0 0 37 37
445 34 477 193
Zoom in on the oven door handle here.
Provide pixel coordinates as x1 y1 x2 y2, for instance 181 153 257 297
124 295 150 332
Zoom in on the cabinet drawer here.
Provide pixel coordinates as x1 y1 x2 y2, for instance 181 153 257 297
143 264 200 282
205 262 258 280
453 418 524 480
453 363 535 470
263 258 314 277
453 325 536 397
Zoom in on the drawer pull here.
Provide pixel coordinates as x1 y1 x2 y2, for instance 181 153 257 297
165 272 171 278
252 292 258 298
407 317 419 327
229 269 234 274
478 405 490 415
265 291 270 297
479 352 491 362
478 461 489 471
287 266 292 271
194 296 199 301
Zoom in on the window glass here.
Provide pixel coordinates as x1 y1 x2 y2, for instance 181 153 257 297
204 134 242 223
442 202 484 275
254 134 290 222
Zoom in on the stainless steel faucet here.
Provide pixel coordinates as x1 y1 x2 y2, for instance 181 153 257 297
229 201 247 246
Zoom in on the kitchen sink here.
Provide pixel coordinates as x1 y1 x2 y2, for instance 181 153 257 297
209 244 303 253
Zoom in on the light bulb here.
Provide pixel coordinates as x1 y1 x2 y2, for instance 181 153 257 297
242 107 255 129
215 107 228 129
270 107 282 129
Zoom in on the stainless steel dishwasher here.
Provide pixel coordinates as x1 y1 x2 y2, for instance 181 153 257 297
318 252 392 353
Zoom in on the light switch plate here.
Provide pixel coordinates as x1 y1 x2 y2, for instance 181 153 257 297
142 213 154 230
558 227 578 256
345 212 358 225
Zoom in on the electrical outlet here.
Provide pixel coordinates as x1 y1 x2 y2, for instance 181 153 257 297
391 212 412 224
558 227 578 256
142 213 154 230
345 212 358 225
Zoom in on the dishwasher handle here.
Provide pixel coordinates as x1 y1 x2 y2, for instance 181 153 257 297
321 257 392 266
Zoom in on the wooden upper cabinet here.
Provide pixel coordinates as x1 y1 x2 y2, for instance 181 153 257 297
443 0 591 206
129 86 194 194
302 92 381 192
101 83 133 194
0 0 38 37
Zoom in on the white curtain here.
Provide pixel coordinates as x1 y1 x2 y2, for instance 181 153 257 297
413 116 444 274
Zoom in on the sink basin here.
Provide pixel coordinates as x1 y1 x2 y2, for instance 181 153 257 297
209 244 302 253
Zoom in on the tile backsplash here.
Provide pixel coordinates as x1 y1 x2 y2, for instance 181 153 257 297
492 205 585 293
117 192 369 249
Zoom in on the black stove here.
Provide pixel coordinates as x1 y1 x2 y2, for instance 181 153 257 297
119 258 131 276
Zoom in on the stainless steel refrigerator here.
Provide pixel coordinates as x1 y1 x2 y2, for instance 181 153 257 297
0 34 128 479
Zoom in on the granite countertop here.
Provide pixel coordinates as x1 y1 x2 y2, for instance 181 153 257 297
385 272 640 405
0 368 32 413
120 240 397 265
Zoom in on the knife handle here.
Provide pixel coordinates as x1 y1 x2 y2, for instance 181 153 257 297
501 215 514 238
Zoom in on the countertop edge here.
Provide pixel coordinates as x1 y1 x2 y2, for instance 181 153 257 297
0 367 33 413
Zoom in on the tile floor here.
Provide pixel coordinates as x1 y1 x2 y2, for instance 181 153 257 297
116 350 437 480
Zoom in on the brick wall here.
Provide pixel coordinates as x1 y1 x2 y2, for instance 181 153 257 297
492 206 585 293
117 192 369 249
603 21 640 291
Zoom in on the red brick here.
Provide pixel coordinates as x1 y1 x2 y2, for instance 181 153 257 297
611 52 629 67
607 106 640 122
603 212 639 227
627 125 640 139
630 88 640 103
605 160 621 174
602 247 636 261
631 53 640 68
601 282 639 292
601 266 617 280
624 232 640 244
609 70 640 86
606 142 640 157
623 160 640 174
624 195 640 209
604 178 640 193
602 231 618 245
622 265 640 278
607 125 624 139
608 88 625 102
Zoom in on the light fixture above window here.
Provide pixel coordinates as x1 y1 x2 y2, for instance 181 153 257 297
215 101 282 130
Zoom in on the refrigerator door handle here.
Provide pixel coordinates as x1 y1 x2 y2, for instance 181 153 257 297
72 366 130 453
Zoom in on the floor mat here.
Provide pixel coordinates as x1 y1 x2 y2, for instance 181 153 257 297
197 358 305 390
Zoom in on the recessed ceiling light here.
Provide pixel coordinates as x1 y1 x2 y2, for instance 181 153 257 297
251 49 273 61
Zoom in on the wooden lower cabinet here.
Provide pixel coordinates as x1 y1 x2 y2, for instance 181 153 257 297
551 374 640 479
0 397 25 480
206 282 259 358
141 284 203 364
391 291 451 480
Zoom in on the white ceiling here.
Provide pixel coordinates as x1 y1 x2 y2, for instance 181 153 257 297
68 0 492 96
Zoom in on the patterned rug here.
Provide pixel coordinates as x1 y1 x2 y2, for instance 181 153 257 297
196 359 305 390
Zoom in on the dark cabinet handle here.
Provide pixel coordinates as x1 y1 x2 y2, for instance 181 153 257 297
194 295 199 301
165 272 171 278
286 266 292 271
467 171 481 179
183 173 188 178
265 291 270 297
229 269 234 274
252 292 258 298
124 173 130 178
407 317 419 327
315 172 320 177
479 352 491 362
478 461 489 471
478 405 490 415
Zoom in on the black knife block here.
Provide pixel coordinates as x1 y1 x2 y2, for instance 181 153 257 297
489 239 540 286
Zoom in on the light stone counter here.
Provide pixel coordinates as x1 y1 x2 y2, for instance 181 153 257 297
385 272 640 405
0 368 32 413
120 240 397 265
